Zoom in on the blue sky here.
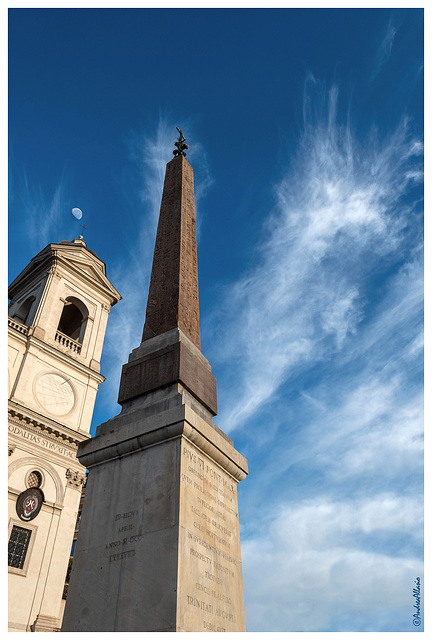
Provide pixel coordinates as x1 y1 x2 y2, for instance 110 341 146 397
8 7 424 633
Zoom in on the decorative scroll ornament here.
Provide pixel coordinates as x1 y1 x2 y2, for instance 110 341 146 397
173 127 188 157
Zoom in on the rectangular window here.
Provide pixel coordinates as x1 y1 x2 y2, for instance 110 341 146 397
8 525 32 570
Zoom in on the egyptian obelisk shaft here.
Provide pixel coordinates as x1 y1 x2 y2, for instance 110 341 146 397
143 156 200 348
61 136 247 632
117 156 217 415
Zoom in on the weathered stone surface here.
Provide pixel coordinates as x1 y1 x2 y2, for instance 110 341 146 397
178 439 246 632
61 389 247 632
142 155 200 350
118 328 217 415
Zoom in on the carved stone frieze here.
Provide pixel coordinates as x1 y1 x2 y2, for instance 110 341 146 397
8 407 81 448
66 468 86 489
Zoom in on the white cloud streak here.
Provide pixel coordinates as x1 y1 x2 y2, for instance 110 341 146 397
371 20 398 81
209 78 423 435
235 242 423 631
242 494 423 631
209 78 423 632
14 170 68 253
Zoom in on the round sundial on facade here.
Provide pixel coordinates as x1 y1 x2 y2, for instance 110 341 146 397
35 373 76 417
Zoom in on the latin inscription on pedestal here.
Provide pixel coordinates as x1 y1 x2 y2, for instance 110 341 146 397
106 509 140 563
178 440 246 632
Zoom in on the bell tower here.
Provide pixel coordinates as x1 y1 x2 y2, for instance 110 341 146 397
8 236 121 632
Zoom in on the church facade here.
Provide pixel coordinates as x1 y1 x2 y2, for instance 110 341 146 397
8 236 120 632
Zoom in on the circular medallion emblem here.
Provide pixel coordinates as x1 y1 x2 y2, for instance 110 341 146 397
35 373 75 416
16 488 44 521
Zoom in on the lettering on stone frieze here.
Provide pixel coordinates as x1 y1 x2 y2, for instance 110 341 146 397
192 521 231 548
114 510 138 521
211 520 232 537
205 467 235 495
196 582 212 596
186 598 237 625
203 621 226 632
105 534 144 550
8 424 76 458
196 583 232 605
215 609 237 623
213 562 235 578
187 532 236 564
191 506 212 523
182 442 242 623
197 496 226 521
181 473 193 485
109 550 135 563
182 445 236 496
193 481 217 502
186 596 214 613
217 499 238 518
106 510 140 560
118 524 134 533
205 571 223 585
190 548 212 565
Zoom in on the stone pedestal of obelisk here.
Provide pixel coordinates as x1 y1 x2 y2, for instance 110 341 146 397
61 152 248 632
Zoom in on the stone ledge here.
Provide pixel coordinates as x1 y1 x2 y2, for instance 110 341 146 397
118 336 217 415
30 613 61 632
78 402 248 482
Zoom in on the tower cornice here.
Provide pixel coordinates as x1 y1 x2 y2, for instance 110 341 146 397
8 243 121 307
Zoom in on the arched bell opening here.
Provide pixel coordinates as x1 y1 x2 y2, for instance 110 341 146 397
12 296 36 326
57 297 89 345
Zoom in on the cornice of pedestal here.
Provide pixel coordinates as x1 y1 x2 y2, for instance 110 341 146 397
78 388 248 482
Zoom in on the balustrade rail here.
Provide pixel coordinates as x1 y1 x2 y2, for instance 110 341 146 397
8 317 29 336
54 330 82 354
8 317 82 354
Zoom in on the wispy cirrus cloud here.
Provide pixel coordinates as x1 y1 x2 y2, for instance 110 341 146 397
209 76 423 632
207 76 423 435
234 234 423 631
9 166 69 254
371 19 398 81
242 493 423 632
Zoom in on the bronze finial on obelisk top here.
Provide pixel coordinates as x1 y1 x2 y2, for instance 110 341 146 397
173 127 188 157
142 130 200 349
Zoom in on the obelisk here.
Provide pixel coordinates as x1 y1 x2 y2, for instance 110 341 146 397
61 131 248 632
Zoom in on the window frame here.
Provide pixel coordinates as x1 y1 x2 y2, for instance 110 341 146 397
8 518 38 577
